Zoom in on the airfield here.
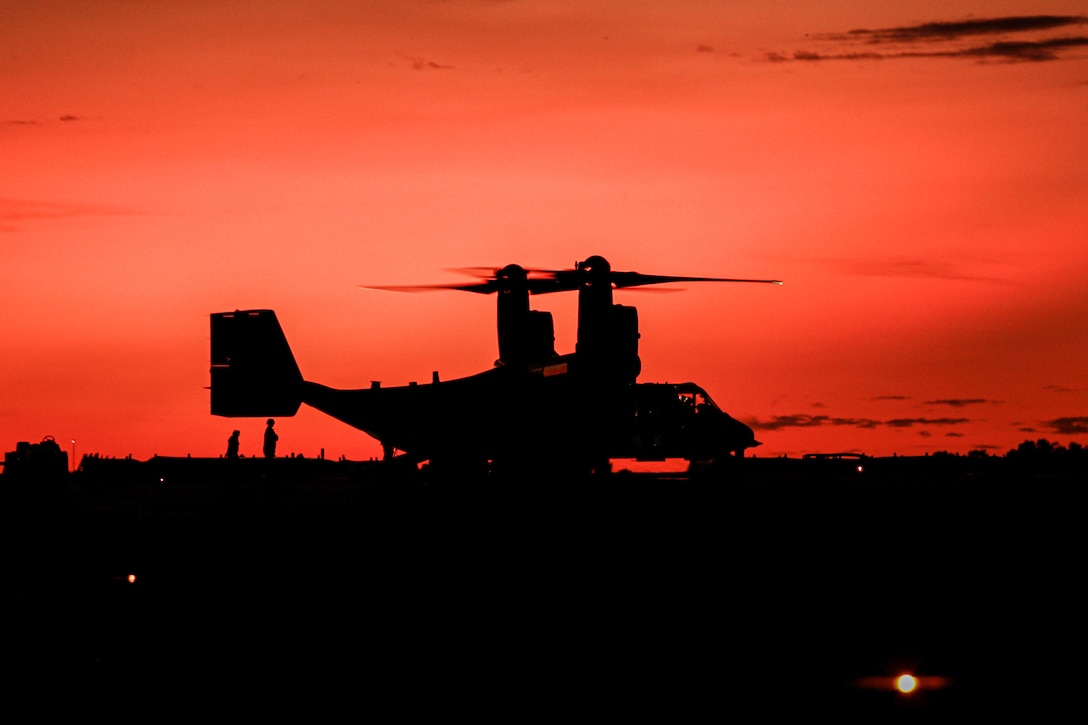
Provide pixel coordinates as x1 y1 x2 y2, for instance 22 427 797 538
2 452 1083 716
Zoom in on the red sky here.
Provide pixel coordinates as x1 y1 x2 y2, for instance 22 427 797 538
3 1 1087 463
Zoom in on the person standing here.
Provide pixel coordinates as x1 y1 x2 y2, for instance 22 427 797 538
263 418 278 459
226 430 240 459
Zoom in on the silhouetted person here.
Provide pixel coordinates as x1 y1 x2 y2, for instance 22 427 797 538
263 418 278 459
226 430 240 459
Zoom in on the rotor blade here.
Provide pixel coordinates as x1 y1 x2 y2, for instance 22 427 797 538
362 278 565 295
443 267 500 278
610 272 783 288
364 264 782 295
360 282 497 294
619 287 685 293
525 270 783 292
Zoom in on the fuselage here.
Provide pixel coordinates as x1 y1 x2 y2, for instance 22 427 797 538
299 358 757 463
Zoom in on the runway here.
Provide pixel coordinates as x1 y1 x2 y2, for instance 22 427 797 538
2 456 1082 716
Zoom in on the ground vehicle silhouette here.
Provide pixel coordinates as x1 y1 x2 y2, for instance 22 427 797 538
210 255 780 475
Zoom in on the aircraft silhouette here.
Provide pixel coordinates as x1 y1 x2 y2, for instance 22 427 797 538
210 255 780 476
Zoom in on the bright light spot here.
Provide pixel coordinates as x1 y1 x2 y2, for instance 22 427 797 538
855 673 949 692
127 573 137 584
856 465 864 473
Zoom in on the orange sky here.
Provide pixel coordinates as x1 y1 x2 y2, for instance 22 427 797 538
3 1 1087 463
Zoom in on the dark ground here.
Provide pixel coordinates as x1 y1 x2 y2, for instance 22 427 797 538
2 457 1084 717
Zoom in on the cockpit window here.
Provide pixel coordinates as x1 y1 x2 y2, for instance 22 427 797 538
677 387 721 413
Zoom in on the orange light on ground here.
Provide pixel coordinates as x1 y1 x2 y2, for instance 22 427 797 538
896 674 917 694
127 573 137 584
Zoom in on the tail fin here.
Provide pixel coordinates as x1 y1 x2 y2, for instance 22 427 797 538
210 310 303 417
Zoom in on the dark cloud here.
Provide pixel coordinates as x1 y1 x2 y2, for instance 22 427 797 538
945 432 964 437
1045 417 1088 435
885 417 969 428
696 44 714 53
750 414 917 431
752 413 974 430
1043 384 1076 393
874 395 910 401
844 15 1087 42
1019 426 1038 433
957 36 1088 62
768 44 1088 63
754 405 977 431
785 50 883 62
750 414 825 430
749 414 880 430
770 15 1088 63
59 114 81 122
4 119 40 126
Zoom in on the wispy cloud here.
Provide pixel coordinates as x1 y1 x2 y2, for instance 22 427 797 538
749 414 880 430
0 198 132 232
401 55 454 71
839 16 1088 43
4 114 87 126
768 14 1088 63
953 37 1088 62
749 414 966 431
885 417 970 427
832 256 1004 282
924 398 1001 407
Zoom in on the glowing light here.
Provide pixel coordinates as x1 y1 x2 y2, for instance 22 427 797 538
543 362 569 377
856 465 864 473
127 573 137 584
896 674 917 694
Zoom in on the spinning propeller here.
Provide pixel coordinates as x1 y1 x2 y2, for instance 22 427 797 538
364 256 782 295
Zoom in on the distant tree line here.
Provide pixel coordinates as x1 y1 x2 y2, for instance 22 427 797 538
1005 438 1085 460
924 439 1086 469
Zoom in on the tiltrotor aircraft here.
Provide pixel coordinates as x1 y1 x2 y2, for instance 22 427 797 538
210 255 780 475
